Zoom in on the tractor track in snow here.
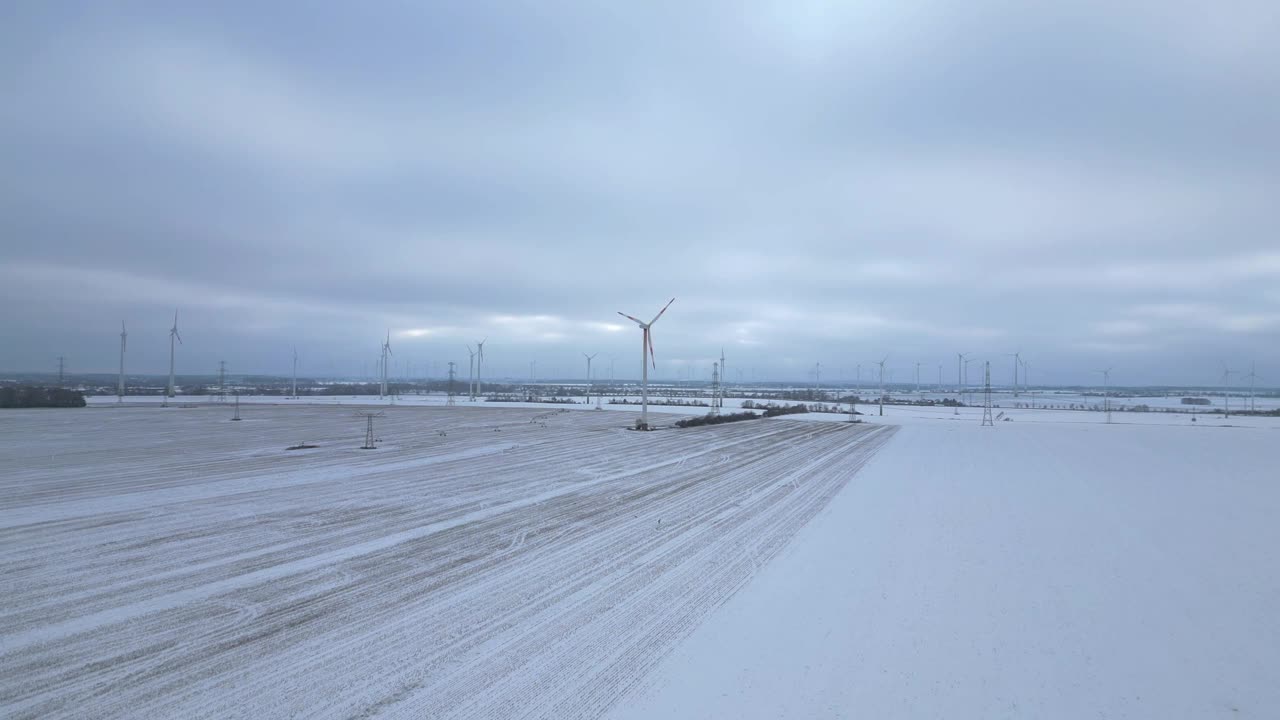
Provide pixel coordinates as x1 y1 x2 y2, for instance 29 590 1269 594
0 405 895 719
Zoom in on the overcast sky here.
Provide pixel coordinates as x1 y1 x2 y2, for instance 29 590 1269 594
2 1 1277 385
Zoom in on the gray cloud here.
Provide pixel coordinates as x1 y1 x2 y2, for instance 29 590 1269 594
2 1 1277 384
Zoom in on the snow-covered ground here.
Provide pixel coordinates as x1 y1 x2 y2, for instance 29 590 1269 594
7 401 1278 718
0 404 892 718
611 418 1280 719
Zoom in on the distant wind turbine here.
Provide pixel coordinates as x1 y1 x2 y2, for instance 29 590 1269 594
583 352 598 405
876 355 888 416
476 339 487 399
1243 362 1262 412
292 347 298 399
617 297 675 429
380 331 392 399
118 321 127 402
166 311 182 399
1006 351 1022 396
467 345 477 400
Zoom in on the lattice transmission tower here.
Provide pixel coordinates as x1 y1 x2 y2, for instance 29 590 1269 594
981 361 994 427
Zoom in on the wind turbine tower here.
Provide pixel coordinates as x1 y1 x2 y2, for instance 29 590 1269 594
583 352 597 405
447 361 457 406
1244 362 1261 412
1021 357 1033 408
957 352 969 394
617 297 675 430
720 347 727 405
1222 364 1236 418
476 339 487 399
292 348 298 399
466 346 477 401
167 311 182 400
380 331 392 399
1007 351 1022 396
118 321 127 402
876 355 888 416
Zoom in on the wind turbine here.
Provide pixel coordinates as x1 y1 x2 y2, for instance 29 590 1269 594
957 352 969 393
583 352 598 405
720 347 727 404
475 339 487 399
166 311 182 399
1006 351 1022 396
118 321 127 402
466 346 477 400
1021 357 1033 408
292 347 298 399
876 355 888 416
380 331 393 399
617 297 675 429
1243 362 1262 412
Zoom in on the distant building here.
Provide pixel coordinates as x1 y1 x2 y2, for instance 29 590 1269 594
1181 397 1211 405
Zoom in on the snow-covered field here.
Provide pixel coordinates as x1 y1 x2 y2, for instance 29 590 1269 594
6 401 1278 718
613 417 1280 719
0 404 892 718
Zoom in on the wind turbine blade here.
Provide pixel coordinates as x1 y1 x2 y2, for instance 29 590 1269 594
617 311 645 327
648 297 676 325
647 329 656 369
175 330 183 345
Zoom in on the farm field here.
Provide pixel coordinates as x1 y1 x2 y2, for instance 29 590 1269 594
0 405 893 718
613 417 1280 718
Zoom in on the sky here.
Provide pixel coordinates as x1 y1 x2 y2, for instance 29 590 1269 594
2 1 1277 386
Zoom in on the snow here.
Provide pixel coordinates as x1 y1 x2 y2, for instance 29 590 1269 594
609 418 1280 719
0 404 892 718
6 400 1278 718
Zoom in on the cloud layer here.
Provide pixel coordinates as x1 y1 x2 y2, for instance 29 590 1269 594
2 1 1277 384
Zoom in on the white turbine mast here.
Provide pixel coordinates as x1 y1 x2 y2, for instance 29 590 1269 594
1007 350 1022 396
292 347 298 399
957 352 969 394
476 339 487 399
166 310 182 401
876 354 888 417
720 347 727 406
583 352 598 405
1221 363 1236 418
1243 362 1262 412
1021 356 1033 408
617 297 675 430
118 320 127 403
380 330 393 399
466 345 477 401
